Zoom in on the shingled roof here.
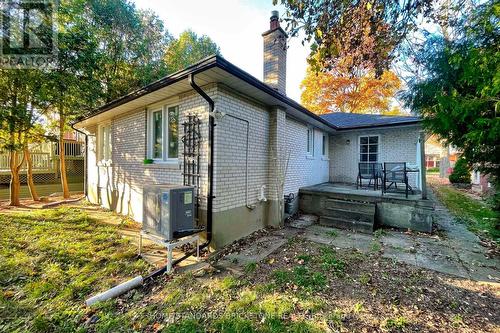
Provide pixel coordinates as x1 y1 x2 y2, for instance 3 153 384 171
321 112 421 130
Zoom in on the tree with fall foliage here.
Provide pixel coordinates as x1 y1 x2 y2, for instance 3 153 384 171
301 66 402 115
275 0 434 76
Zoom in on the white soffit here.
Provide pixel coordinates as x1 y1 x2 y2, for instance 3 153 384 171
76 66 335 133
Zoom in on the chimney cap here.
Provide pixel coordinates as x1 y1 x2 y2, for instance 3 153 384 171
262 9 288 37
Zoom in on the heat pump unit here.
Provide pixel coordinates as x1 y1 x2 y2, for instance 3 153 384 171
142 184 196 241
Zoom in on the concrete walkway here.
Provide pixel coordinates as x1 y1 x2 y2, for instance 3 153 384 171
300 190 499 283
69 205 201 271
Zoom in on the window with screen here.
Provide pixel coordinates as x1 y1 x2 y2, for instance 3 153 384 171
98 123 112 163
359 135 379 162
147 105 179 162
307 126 314 155
322 134 328 157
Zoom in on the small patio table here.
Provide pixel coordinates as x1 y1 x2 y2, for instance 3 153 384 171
383 163 419 198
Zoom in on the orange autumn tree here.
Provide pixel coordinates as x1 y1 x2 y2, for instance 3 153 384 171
301 67 402 115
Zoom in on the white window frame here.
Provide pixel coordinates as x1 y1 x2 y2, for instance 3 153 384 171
306 126 314 157
358 134 380 163
149 107 164 161
97 122 112 165
321 133 329 159
147 104 179 163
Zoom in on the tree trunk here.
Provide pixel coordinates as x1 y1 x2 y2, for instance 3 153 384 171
59 115 70 198
24 147 40 201
9 150 21 206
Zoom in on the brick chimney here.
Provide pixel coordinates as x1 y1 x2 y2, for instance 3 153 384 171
262 10 287 95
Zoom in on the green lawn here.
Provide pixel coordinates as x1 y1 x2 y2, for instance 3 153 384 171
432 184 499 242
0 182 84 201
0 207 150 332
1 207 498 332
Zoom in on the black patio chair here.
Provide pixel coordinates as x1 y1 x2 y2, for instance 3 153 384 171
383 162 409 198
374 163 384 188
357 162 383 190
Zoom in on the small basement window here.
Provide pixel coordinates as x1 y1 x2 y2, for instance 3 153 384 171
98 123 112 164
359 135 379 162
147 105 179 162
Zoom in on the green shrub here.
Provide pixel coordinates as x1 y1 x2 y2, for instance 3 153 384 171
449 158 471 184
427 167 439 173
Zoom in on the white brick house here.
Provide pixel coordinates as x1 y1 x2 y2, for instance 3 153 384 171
74 11 423 248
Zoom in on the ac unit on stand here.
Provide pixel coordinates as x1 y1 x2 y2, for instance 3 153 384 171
142 184 198 241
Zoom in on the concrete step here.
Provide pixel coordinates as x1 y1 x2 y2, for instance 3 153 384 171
319 216 374 233
324 199 375 214
323 207 374 223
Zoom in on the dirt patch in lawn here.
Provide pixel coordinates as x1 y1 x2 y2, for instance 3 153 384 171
85 235 499 332
0 193 84 211
2 206 499 332
248 237 499 332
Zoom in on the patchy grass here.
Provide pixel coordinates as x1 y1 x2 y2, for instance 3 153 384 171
370 240 383 253
433 184 499 242
244 262 258 274
325 230 338 238
0 207 150 332
383 316 409 330
373 228 387 238
1 206 499 332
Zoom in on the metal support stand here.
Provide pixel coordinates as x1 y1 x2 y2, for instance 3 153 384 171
139 231 200 274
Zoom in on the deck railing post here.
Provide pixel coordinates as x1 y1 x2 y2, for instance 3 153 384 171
419 131 427 200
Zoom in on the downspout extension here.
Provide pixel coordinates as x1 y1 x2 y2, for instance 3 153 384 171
70 123 88 198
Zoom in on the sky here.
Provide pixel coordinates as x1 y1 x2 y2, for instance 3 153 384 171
132 0 310 102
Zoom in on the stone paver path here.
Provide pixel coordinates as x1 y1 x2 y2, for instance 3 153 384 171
300 189 499 283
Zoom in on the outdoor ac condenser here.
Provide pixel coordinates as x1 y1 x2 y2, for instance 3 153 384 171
142 184 195 241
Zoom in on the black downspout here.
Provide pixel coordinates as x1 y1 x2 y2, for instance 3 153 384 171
176 73 214 260
144 73 214 281
70 124 88 198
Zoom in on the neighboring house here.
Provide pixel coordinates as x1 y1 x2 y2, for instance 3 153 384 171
73 12 424 248
471 170 492 195
425 134 459 177
425 135 447 169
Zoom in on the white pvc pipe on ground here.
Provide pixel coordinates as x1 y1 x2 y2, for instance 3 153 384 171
85 276 144 306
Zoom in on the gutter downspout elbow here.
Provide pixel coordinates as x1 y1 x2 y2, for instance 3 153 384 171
188 73 214 252
141 74 216 281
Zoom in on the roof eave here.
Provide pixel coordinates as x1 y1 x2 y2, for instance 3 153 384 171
336 121 422 131
73 55 338 131
73 55 219 124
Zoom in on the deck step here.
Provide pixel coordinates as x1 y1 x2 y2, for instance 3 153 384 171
324 199 375 214
323 208 374 223
319 216 374 233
